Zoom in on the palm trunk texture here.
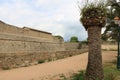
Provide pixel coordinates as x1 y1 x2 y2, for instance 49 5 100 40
85 26 104 80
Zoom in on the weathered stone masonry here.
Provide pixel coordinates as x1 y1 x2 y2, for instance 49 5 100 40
0 21 65 53
0 20 86 69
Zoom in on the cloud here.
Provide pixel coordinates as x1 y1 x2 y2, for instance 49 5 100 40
0 0 87 41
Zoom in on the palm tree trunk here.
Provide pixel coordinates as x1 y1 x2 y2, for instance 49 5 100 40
85 26 104 80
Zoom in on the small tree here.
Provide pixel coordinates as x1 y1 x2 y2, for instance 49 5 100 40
70 36 79 42
79 0 107 80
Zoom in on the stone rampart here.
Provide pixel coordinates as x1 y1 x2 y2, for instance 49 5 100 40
0 33 65 53
0 20 88 70
0 49 88 69
0 20 65 53
0 21 53 39
64 42 81 50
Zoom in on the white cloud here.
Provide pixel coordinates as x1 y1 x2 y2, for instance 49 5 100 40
0 0 87 41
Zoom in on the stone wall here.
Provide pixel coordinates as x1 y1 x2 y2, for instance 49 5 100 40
0 20 65 53
0 21 53 39
0 20 88 70
64 42 81 50
0 49 88 69
0 33 65 53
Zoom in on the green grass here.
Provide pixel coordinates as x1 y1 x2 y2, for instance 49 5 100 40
60 74 68 80
104 61 120 80
64 60 120 80
102 48 117 51
70 71 84 80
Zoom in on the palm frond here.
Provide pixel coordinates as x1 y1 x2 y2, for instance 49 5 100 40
79 1 107 30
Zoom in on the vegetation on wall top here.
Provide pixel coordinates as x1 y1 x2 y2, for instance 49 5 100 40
53 35 64 40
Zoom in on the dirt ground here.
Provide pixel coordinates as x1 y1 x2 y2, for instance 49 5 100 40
0 51 117 80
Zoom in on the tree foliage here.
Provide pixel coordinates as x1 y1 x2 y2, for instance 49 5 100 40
102 0 120 41
70 36 79 42
80 1 107 30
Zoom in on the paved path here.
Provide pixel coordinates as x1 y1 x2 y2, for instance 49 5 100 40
0 51 116 80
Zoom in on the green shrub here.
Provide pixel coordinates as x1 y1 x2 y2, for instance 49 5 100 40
80 40 88 44
2 66 10 70
47 58 52 62
60 74 67 80
38 60 45 64
54 35 64 40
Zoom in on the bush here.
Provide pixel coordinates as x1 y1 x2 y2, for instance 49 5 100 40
2 66 10 70
80 40 88 44
38 60 45 64
54 35 64 40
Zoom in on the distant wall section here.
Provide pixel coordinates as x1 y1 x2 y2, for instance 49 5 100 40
64 42 81 50
0 21 65 53
0 21 53 39
0 49 88 69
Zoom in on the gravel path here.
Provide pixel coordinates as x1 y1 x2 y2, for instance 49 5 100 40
0 51 116 80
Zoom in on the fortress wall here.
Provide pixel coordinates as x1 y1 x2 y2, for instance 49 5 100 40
0 21 65 53
0 22 22 35
64 42 81 50
0 49 88 69
52 37 65 51
0 33 65 53
0 21 89 70
0 21 53 39
23 28 53 39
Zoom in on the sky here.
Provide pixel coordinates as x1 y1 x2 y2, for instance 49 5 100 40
0 0 88 41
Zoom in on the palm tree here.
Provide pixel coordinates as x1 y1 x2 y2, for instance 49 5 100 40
80 2 107 80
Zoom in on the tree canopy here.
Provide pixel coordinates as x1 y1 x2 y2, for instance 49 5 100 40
102 0 120 41
70 36 79 42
